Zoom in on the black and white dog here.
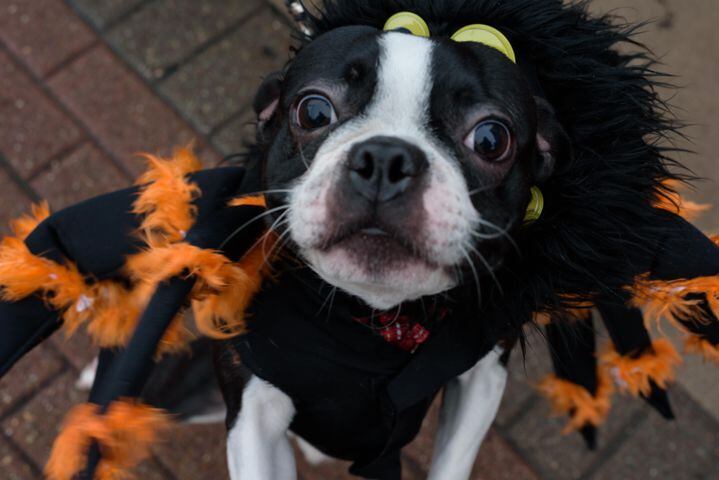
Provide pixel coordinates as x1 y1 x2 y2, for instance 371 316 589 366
60 1 717 477
210 13 567 480
1 0 707 477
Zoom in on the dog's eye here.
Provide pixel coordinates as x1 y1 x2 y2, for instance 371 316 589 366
295 95 336 130
464 120 512 162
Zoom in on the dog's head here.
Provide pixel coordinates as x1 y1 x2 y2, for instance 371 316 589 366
253 25 569 309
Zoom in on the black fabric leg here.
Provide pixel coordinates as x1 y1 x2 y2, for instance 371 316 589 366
546 316 598 395
0 297 61 378
597 299 675 419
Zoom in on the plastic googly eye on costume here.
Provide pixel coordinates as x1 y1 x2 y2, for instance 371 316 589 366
451 24 516 63
383 12 430 38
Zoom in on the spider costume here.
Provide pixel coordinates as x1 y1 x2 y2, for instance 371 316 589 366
1 1 719 479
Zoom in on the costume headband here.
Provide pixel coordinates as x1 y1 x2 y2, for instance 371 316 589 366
383 12 516 63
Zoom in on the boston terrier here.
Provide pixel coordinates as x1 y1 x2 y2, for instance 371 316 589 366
211 18 567 480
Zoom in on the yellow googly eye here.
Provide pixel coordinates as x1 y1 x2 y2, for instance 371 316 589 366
451 24 516 63
524 186 544 224
383 12 430 38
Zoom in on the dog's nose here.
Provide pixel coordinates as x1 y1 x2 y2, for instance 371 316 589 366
347 136 428 203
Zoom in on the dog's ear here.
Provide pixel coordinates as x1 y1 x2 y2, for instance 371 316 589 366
253 71 283 128
534 96 571 183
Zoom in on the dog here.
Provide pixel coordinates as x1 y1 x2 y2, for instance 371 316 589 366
7 1 717 479
211 9 568 480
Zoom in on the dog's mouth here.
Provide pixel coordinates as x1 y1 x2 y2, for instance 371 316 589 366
301 222 454 309
317 221 438 271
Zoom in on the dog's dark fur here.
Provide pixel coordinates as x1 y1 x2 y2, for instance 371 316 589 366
242 0 685 341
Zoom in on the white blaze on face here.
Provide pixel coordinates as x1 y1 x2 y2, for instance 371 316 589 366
288 32 479 309
366 32 433 135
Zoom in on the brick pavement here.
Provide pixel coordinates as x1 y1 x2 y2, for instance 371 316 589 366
0 1 718 479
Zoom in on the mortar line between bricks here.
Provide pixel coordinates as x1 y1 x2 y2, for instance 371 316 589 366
148 453 179 480
1 431 45 476
0 364 71 424
65 0 159 33
45 341 82 374
499 432 551 480
493 429 544 479
152 3 268 84
677 384 719 431
499 392 540 432
43 39 101 81
207 101 255 139
0 153 41 203
52 341 87 374
577 408 650 480
261 0 299 29
25 139 89 183
0 40 137 183
61 4 223 157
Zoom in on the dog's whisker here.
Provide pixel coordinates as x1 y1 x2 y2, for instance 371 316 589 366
298 144 310 170
460 247 483 310
261 211 291 265
233 215 290 275
264 214 292 255
453 264 465 285
219 205 289 249
265 230 293 272
324 286 338 321
317 284 338 316
470 230 503 240
267 210 290 235
475 218 520 254
242 189 293 197
475 218 507 233
466 243 504 295
468 185 494 196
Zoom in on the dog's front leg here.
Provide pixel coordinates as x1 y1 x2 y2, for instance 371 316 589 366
226 376 297 480
427 347 508 480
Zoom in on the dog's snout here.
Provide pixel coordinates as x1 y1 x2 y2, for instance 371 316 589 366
347 136 428 203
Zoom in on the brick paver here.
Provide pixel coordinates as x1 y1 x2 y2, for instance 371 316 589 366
0 345 63 419
0 50 83 179
68 0 146 29
47 45 202 176
507 393 645 480
159 7 289 134
210 109 257 156
2 371 86 467
0 435 38 480
472 431 539 480
494 333 554 428
30 142 128 209
50 330 96 372
0 1 717 479
153 423 230 480
588 388 719 480
0 0 96 77
106 0 263 80
0 168 32 234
